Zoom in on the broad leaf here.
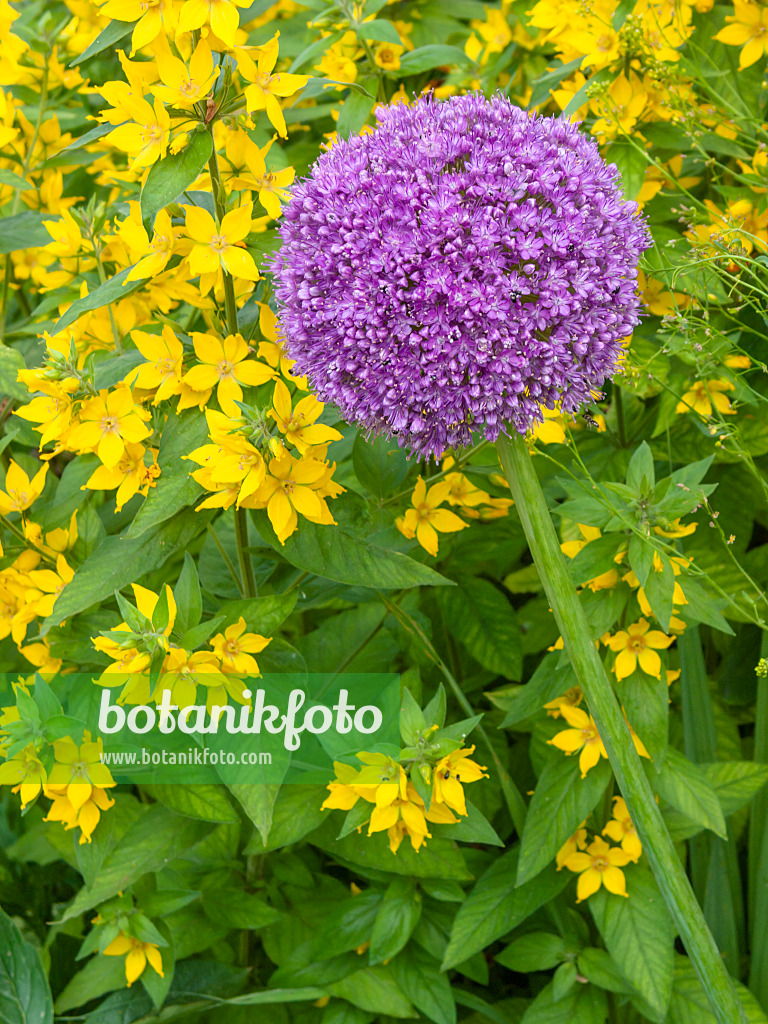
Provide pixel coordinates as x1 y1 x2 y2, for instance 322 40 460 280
141 132 214 218
53 267 149 333
0 907 53 1024
437 575 522 680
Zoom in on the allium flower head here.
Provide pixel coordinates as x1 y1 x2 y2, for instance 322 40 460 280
271 92 651 459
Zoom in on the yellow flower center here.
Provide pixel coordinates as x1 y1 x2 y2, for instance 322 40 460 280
580 725 597 744
101 415 120 435
210 234 227 251
155 357 176 376
415 503 432 520
593 856 609 871
628 636 646 653
142 123 164 145
224 639 241 657
180 80 198 97
216 359 234 378
597 34 613 51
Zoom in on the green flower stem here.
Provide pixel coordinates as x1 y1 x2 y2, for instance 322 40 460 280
497 432 748 1024
749 633 768 1010
206 139 256 600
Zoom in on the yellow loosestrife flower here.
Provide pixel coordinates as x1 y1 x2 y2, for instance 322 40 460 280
606 618 674 680
259 449 335 543
676 379 735 417
602 797 642 862
0 461 48 515
548 705 608 778
236 34 310 138
396 476 468 556
209 616 271 674
99 0 178 54
130 325 185 403
184 203 260 282
714 0 768 68
105 96 171 170
269 379 342 453
563 835 633 902
103 933 164 987
151 38 217 107
431 746 488 816
177 0 252 48
182 332 275 415
68 386 152 469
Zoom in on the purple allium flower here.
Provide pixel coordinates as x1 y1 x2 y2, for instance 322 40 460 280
270 92 651 459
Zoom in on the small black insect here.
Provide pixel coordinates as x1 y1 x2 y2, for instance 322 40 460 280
443 770 451 779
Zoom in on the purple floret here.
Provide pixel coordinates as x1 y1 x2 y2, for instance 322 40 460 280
269 91 651 459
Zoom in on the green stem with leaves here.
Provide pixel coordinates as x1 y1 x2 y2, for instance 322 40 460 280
207 135 257 599
497 432 748 1024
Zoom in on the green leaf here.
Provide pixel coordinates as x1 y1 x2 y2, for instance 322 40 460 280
311 817 472 881
520 980 607 1023
389 948 456 1024
400 687 427 745
369 878 422 964
568 533 625 589
352 434 410 497
61 805 213 921
172 552 203 635
228 782 281 845
626 441 655 494
606 141 648 201
654 748 727 839
397 45 471 74
252 509 453 589
54 952 126 1013
53 267 149 333
0 169 32 190
357 19 403 44
667 954 767 1023
202 887 282 929
337 90 377 138
40 508 210 635
0 211 51 253
436 576 522 680
432 799 504 847
621 671 668 763
642 554 676 633
126 407 208 537
517 757 612 886
249 785 326 852
177 614 225 651
69 18 134 65
577 947 636 995
145 783 239 823
326 966 415 1019
496 933 565 973
140 132 214 219
0 345 29 400
700 761 768 816
0 906 53 1024
589 866 675 1020
217 592 298 636
442 848 569 969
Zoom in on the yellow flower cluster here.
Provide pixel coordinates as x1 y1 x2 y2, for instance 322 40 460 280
322 748 488 854
556 796 642 901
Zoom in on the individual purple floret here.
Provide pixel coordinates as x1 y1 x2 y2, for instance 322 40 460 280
269 91 651 460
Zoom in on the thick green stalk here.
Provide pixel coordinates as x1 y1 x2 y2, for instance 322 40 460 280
748 632 768 1008
497 433 748 1024
207 138 256 599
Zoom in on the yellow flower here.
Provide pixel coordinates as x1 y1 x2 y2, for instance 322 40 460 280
118 205 179 283
68 386 152 469
431 745 488 816
555 823 588 869
563 835 633 902
0 744 47 807
182 332 275 415
236 34 310 138
269 379 342 453
105 95 171 170
548 705 608 778
154 649 228 707
543 686 583 718
209 616 271 674
151 38 217 107
257 449 336 543
395 477 468 557
98 0 177 54
0 460 48 515
184 203 260 283
221 132 296 220
43 733 115 819
714 0 768 68
676 379 735 417
84 443 160 511
129 325 185 403
44 783 115 843
373 42 404 70
103 932 164 987
606 618 674 680
177 0 252 48
26 554 75 618
602 797 642 862
653 518 696 538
